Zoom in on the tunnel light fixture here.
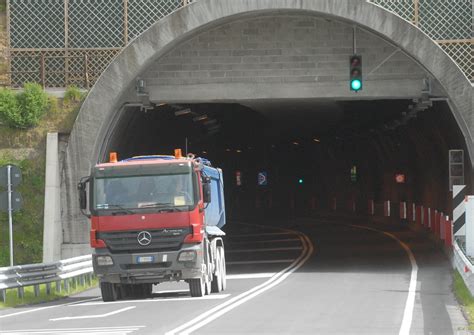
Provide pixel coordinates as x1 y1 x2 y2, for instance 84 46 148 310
175 108 192 116
313 138 321 143
292 141 299 146
225 148 231 152
136 78 147 96
236 149 242 153
193 114 208 122
202 150 207 154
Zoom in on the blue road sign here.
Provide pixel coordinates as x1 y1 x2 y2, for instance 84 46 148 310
257 172 268 186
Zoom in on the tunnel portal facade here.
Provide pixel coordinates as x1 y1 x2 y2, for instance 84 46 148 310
58 0 473 258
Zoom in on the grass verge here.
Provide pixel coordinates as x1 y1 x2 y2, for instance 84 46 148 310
453 270 474 330
0 276 98 308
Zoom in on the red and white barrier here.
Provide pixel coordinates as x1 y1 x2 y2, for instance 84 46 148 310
384 201 391 217
400 202 407 220
445 217 453 248
440 213 446 240
368 200 374 216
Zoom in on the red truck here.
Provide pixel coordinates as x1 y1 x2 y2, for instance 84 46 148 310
78 151 227 301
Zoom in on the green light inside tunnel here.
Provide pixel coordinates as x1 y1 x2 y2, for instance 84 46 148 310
298 178 304 184
351 79 362 91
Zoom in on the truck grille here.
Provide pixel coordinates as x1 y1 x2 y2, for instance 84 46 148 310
97 227 191 253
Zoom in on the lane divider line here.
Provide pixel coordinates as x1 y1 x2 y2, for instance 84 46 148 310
50 306 136 321
226 259 295 265
0 297 101 319
350 224 418 335
0 325 146 334
227 273 276 280
70 294 231 307
165 225 313 335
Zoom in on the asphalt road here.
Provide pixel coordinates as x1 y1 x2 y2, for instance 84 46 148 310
0 215 469 334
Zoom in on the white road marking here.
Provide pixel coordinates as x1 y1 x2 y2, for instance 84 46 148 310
50 306 136 321
0 297 101 319
228 238 301 244
227 247 302 253
226 259 295 265
227 273 275 279
70 294 230 307
350 224 418 335
0 325 145 334
165 227 314 335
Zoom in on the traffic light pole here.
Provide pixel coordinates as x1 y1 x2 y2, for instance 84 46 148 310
7 165 13 266
352 26 357 54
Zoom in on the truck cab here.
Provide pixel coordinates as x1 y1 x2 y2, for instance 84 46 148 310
78 152 227 301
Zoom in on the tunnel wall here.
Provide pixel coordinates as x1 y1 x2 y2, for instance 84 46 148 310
60 0 473 258
143 15 428 101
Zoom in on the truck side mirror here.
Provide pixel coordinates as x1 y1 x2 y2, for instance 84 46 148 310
203 177 211 203
78 177 90 217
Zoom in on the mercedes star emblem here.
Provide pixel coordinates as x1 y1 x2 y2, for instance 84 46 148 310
137 231 152 246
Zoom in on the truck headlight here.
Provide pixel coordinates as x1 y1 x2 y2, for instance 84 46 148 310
96 255 114 266
178 251 196 262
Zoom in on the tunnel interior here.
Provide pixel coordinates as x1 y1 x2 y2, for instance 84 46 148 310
106 99 471 221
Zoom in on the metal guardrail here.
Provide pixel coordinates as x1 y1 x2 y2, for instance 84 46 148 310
0 254 94 303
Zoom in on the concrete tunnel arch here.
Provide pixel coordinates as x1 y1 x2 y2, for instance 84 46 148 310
60 0 473 257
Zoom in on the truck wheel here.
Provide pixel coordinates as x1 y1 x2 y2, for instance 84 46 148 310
219 247 227 291
211 249 223 293
189 278 205 297
100 282 119 302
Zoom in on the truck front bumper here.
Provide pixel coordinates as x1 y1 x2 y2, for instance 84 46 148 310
93 244 204 284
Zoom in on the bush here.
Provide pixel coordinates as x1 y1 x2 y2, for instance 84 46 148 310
0 88 20 126
64 85 84 106
0 83 49 128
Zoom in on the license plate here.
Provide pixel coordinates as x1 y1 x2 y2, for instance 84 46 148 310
136 255 155 264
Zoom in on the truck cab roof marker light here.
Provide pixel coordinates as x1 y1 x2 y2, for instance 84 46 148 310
109 152 118 163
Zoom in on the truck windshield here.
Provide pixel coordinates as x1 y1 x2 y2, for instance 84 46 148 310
94 173 195 211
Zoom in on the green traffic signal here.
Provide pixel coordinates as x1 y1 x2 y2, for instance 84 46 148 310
298 178 304 184
350 79 362 91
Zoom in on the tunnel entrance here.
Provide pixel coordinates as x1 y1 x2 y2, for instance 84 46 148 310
105 99 469 221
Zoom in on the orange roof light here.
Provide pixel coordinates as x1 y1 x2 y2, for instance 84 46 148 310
109 152 118 163
174 149 183 158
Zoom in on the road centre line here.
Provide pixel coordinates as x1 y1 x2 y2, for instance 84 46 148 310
0 297 101 319
50 306 136 321
227 247 302 253
226 259 295 265
349 224 418 335
71 294 230 307
0 325 145 334
165 226 313 335
227 273 275 279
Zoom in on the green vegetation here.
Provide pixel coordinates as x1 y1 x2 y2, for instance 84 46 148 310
64 85 85 106
0 277 98 308
0 85 84 267
0 83 49 128
453 270 474 329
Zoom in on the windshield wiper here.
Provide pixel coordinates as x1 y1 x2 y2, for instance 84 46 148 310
106 204 136 215
138 202 174 209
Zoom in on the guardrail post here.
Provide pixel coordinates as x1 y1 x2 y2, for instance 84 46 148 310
0 289 5 303
34 284 40 297
79 275 85 287
64 279 69 293
17 287 24 299
56 280 62 293
46 282 51 295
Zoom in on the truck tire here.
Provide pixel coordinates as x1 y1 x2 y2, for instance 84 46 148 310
189 278 205 297
219 247 227 291
100 282 119 302
211 249 223 293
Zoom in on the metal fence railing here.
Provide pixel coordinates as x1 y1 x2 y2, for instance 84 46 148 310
0 254 93 303
4 0 473 88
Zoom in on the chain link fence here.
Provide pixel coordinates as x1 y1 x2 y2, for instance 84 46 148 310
5 0 473 88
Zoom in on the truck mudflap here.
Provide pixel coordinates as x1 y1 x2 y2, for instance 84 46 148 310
93 243 205 284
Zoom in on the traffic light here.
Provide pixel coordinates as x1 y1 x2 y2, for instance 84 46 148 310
349 55 362 92
298 178 304 184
